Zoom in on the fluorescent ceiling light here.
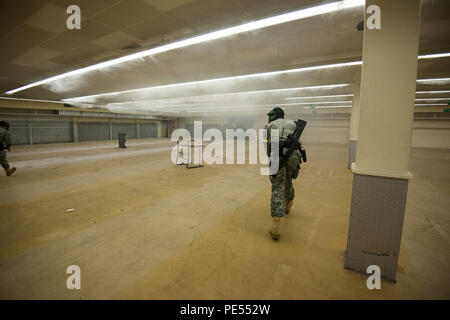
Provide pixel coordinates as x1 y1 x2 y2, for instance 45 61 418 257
186 104 353 112
285 94 353 100
0 97 63 103
414 103 447 106
416 90 450 94
5 0 364 95
106 84 351 107
415 98 450 101
304 105 352 109
418 53 450 59
64 61 361 102
166 100 352 112
64 60 449 104
284 101 352 106
6 49 447 98
105 84 352 109
187 107 273 113
417 78 450 83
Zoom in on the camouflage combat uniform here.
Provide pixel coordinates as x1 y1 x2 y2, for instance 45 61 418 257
265 118 302 218
0 127 12 170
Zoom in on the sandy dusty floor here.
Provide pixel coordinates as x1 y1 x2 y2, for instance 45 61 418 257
0 138 448 299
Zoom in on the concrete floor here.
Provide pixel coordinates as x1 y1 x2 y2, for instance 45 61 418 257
0 139 448 299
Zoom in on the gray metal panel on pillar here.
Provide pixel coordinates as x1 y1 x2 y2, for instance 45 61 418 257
345 174 408 281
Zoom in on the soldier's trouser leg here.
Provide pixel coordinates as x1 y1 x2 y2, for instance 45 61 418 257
285 152 301 202
0 151 9 171
270 166 286 218
285 175 294 202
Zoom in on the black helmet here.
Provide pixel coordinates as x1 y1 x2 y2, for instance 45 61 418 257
267 107 284 122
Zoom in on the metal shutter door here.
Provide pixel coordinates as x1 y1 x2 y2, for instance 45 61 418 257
140 123 158 138
112 123 136 139
78 122 110 142
31 121 73 144
8 120 30 145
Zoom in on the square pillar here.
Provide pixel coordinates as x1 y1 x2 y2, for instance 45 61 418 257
344 0 421 282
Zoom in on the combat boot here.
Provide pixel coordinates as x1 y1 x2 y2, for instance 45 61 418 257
285 200 293 215
269 217 281 240
5 167 16 176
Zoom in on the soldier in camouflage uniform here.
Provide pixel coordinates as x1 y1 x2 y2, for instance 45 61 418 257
0 121 16 176
265 107 302 240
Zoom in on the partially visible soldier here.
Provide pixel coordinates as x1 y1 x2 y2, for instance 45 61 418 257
0 121 16 176
265 107 303 240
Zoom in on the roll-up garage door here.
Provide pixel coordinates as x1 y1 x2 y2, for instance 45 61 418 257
112 123 136 139
78 122 110 142
31 121 73 144
140 123 158 138
7 120 30 145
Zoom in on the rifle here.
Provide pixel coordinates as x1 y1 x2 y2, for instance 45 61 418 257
277 119 307 170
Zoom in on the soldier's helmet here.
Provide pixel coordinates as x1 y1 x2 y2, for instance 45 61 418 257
267 107 284 122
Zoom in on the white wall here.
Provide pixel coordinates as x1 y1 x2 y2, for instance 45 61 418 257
412 120 450 149
301 119 350 145
299 118 450 149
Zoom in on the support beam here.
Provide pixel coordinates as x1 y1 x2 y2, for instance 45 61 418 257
344 0 421 282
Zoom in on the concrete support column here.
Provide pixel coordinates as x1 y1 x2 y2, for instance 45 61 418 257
348 74 361 169
344 0 421 282
109 120 113 140
136 122 140 139
73 118 79 143
28 120 33 145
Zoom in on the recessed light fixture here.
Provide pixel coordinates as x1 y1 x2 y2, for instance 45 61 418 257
5 0 365 95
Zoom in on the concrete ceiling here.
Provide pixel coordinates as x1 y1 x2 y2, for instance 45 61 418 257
1 0 449 116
